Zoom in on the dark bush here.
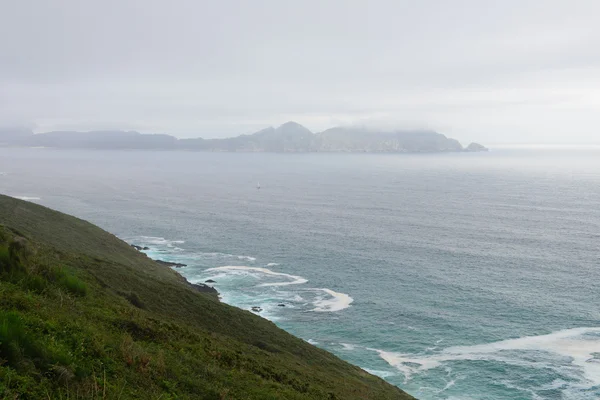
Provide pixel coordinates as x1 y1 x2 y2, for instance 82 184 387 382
0 311 42 366
9 237 31 266
125 291 145 309
0 245 10 271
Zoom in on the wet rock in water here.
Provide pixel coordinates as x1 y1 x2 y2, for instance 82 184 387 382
205 279 216 283
277 304 286 307
190 283 219 296
131 244 143 251
142 246 150 250
251 306 263 313
155 260 187 268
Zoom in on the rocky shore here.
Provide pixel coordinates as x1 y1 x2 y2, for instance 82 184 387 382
130 243 218 298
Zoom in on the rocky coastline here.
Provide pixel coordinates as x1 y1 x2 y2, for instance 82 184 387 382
130 243 218 298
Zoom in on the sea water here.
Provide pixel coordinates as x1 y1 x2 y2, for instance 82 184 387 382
1 147 600 400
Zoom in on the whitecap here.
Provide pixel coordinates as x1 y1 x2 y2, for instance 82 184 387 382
205 266 307 287
237 255 256 262
307 339 319 345
340 343 356 351
311 288 353 312
14 196 41 201
266 263 280 267
363 368 396 379
137 236 185 247
371 327 600 388
439 378 457 393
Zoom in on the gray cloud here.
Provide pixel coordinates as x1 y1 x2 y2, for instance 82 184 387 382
1 0 600 144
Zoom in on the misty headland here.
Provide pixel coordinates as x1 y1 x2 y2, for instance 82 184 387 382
0 122 487 153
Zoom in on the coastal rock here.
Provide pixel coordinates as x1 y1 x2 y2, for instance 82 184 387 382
190 283 219 296
277 304 286 307
131 244 150 251
143 252 218 298
205 279 216 283
155 259 187 268
465 142 489 152
251 306 263 313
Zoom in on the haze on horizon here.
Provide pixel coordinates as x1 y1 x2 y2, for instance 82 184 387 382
1 0 599 145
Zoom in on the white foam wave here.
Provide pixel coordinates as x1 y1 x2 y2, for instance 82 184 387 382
312 288 354 312
266 263 280 267
363 368 396 379
138 236 185 247
14 196 41 201
307 339 319 345
372 327 600 387
205 266 308 287
340 343 356 351
237 255 256 262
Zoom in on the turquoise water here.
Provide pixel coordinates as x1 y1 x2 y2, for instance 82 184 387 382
2 148 600 399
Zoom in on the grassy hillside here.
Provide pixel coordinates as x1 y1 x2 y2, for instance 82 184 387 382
0 194 414 399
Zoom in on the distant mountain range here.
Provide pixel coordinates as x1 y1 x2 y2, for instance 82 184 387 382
0 122 487 153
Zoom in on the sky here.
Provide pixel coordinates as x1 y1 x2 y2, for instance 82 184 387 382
1 0 599 144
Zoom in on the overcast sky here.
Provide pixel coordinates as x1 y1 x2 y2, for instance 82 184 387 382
1 0 599 144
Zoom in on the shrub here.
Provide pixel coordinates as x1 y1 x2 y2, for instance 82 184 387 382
8 237 31 267
0 225 8 242
0 245 10 272
23 275 48 293
0 312 41 366
47 266 87 297
59 273 87 297
124 291 145 309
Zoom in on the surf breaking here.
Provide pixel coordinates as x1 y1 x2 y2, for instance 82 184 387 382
202 265 354 314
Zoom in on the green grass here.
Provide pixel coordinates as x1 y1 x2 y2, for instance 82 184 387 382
53 266 88 296
0 194 415 399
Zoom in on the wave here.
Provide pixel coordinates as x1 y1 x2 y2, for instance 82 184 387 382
201 267 352 313
127 237 260 263
312 289 354 312
14 196 41 201
129 237 257 262
363 369 396 379
138 236 185 247
126 236 354 314
340 343 356 351
204 266 307 287
371 327 600 387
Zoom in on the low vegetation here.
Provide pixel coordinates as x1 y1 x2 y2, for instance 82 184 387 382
0 194 414 399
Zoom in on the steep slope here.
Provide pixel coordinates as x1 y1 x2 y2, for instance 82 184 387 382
0 195 414 399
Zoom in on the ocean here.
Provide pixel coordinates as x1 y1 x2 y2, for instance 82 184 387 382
1 147 599 400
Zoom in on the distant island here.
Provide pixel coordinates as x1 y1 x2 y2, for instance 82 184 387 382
0 122 488 153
